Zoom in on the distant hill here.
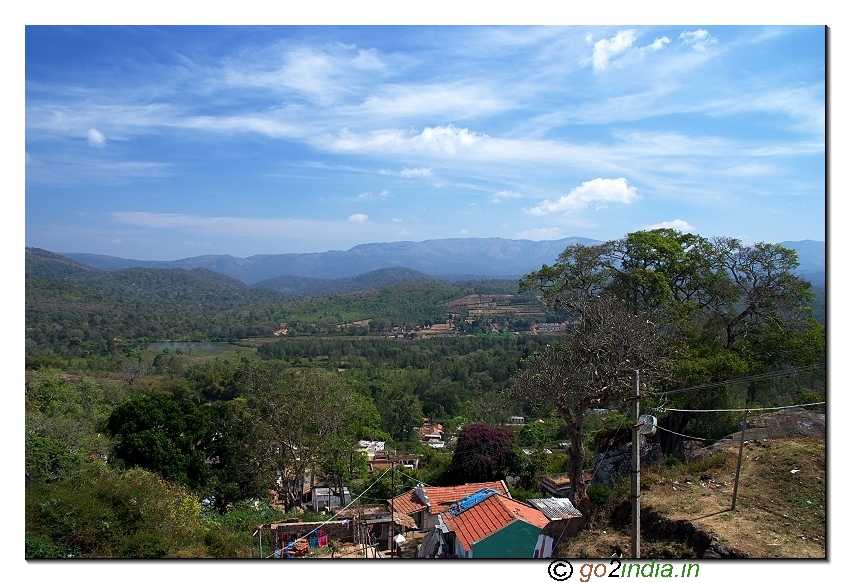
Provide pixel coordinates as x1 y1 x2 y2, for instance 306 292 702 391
60 237 601 284
56 236 826 286
779 240 825 286
252 266 441 295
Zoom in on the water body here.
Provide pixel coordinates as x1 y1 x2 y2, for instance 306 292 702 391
147 342 237 355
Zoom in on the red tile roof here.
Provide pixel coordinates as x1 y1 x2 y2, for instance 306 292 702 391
390 481 509 516
391 489 428 516
441 494 550 552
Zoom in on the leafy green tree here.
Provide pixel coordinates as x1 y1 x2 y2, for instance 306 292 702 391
241 368 367 511
517 422 553 448
514 229 823 469
106 393 212 489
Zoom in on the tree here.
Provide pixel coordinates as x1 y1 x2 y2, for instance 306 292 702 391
514 229 822 473
241 368 366 511
106 393 212 489
119 358 148 387
449 422 513 483
508 294 669 502
517 422 552 448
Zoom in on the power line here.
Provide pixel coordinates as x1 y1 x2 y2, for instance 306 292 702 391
645 363 825 398
265 467 392 557
663 401 824 414
655 425 708 441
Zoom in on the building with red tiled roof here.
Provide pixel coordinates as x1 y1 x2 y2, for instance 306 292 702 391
389 481 509 531
415 489 554 559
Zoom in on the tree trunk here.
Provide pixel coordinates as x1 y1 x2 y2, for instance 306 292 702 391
566 410 586 503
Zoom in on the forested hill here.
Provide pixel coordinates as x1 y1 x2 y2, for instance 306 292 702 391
25 248 511 356
26 248 291 352
252 266 441 295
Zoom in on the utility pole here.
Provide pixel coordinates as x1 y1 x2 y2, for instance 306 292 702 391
631 370 640 559
731 399 750 511
390 461 396 558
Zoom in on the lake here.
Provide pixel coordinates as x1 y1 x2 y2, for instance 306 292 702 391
146 342 245 356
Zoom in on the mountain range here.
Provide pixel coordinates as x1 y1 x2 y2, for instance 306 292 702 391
57 236 825 287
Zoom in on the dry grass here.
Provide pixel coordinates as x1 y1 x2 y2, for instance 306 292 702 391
558 437 825 559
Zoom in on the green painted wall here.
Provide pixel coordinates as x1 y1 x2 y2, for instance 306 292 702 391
471 520 541 559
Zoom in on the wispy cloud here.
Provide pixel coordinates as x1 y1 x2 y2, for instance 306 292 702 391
644 219 695 232
87 128 106 147
589 29 638 71
110 211 385 237
400 167 433 178
491 190 522 203
357 189 391 200
515 227 564 240
679 29 718 52
524 178 639 215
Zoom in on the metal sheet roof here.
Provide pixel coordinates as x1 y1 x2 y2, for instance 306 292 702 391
526 498 583 520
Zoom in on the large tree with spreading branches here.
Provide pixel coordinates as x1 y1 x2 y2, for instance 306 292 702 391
509 293 670 502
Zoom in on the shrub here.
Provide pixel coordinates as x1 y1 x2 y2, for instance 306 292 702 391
685 452 728 474
587 483 612 505
665 454 679 468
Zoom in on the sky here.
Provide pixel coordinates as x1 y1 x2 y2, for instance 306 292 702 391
24 24 826 260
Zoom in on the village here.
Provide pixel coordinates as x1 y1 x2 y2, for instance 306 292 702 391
259 414 588 560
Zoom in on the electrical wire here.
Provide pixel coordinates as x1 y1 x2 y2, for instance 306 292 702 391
663 401 824 413
264 467 392 557
654 425 708 441
645 363 825 398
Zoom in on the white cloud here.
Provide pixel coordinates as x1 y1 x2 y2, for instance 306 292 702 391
591 30 637 71
515 227 564 240
491 190 523 203
392 218 403 223
351 48 384 70
357 190 390 201
377 169 392 175
524 178 639 215
329 125 485 156
400 167 434 178
679 30 718 52
87 128 106 147
348 213 369 223
650 37 671 51
459 229 469 235
644 219 695 232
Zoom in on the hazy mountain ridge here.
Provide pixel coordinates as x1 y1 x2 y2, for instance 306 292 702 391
58 236 600 284
57 237 825 285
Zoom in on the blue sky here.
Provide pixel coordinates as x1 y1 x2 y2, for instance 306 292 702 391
25 25 825 260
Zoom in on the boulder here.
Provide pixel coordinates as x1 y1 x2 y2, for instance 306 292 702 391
591 437 664 488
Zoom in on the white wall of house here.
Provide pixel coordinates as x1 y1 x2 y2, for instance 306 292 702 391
534 534 554 558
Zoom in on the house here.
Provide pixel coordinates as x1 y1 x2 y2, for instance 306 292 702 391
335 504 418 553
390 481 510 531
507 415 525 425
526 497 584 558
357 440 386 461
311 486 352 512
540 471 593 498
417 489 550 558
368 452 420 475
